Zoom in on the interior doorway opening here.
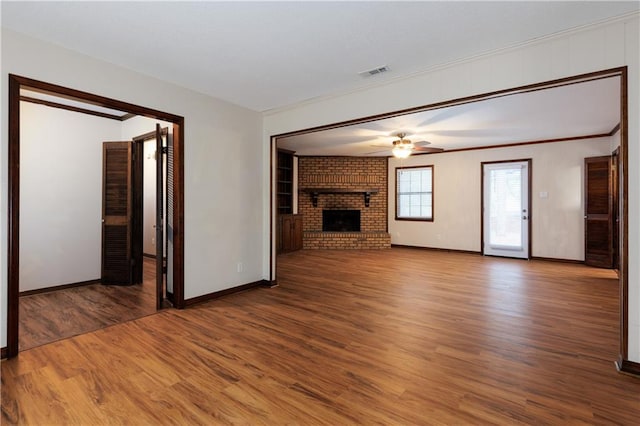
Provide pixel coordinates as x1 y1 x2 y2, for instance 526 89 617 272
269 67 629 370
6 74 185 358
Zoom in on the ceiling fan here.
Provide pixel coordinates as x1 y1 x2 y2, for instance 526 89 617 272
366 132 444 158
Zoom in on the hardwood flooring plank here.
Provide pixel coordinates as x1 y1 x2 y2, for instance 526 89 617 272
3 249 640 425
18 258 158 351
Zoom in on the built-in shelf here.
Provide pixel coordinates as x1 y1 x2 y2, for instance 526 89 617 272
277 150 294 215
301 188 380 207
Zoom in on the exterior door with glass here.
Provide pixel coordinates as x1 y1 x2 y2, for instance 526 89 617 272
482 160 531 259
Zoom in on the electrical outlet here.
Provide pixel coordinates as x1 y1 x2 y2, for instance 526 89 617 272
237 262 243 273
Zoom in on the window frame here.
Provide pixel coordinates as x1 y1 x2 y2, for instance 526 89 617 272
395 165 434 222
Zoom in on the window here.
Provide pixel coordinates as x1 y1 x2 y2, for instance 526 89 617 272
396 166 433 221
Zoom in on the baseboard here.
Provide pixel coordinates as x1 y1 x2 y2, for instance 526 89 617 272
1 346 7 359
391 244 480 255
392 246 586 264
266 279 278 288
616 357 640 376
531 256 584 264
184 279 273 307
19 278 101 297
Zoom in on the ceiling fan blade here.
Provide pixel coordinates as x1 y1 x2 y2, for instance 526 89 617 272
426 128 512 137
363 149 391 155
415 105 469 128
413 146 444 153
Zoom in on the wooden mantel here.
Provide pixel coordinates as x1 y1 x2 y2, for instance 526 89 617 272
301 188 380 207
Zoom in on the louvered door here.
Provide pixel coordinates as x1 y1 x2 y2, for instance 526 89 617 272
584 156 613 268
102 142 134 285
155 124 164 308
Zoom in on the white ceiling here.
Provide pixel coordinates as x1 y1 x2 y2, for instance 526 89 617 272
277 76 621 156
2 1 637 112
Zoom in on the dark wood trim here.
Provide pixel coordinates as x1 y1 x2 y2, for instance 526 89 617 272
143 253 157 259
301 188 379 208
14 75 182 122
394 165 434 221
270 137 275 282
528 159 533 260
612 147 620 273
20 95 126 121
616 357 640 377
19 279 101 297
6 74 186 358
480 159 532 259
132 127 169 293
530 256 585 264
609 123 621 136
184 280 266 307
1 347 7 360
8 75 20 359
391 244 480 255
264 279 278 288
292 134 613 160
619 67 629 364
294 132 614 159
172 122 185 309
272 68 625 140
429 133 611 156
300 188 379 193
132 127 169 143
120 113 137 121
277 147 296 155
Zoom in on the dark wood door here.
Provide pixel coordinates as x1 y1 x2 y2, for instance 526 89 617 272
280 214 303 252
281 215 294 252
584 156 613 268
102 142 134 285
131 141 144 284
292 215 303 250
155 124 164 309
611 148 620 272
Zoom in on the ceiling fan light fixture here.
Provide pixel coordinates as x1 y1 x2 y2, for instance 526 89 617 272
392 144 412 159
391 133 413 158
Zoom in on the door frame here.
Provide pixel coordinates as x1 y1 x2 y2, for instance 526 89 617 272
132 126 169 307
269 67 631 372
6 74 186 358
481 159 532 259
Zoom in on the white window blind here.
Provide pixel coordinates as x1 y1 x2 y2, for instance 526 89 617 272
396 166 433 220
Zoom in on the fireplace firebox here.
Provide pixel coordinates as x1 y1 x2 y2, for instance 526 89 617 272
323 209 361 232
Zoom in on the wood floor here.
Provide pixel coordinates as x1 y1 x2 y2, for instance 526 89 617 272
3 249 639 424
18 257 158 351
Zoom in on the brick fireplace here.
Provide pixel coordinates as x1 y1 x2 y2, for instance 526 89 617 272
298 157 391 249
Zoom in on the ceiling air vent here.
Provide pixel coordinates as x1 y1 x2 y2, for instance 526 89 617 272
359 65 390 78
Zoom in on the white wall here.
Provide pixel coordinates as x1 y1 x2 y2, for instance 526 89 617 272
388 138 612 260
1 29 264 347
263 14 640 362
19 101 121 291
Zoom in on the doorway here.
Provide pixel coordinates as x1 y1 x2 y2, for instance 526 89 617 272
6 74 185 358
481 160 531 259
269 67 629 369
